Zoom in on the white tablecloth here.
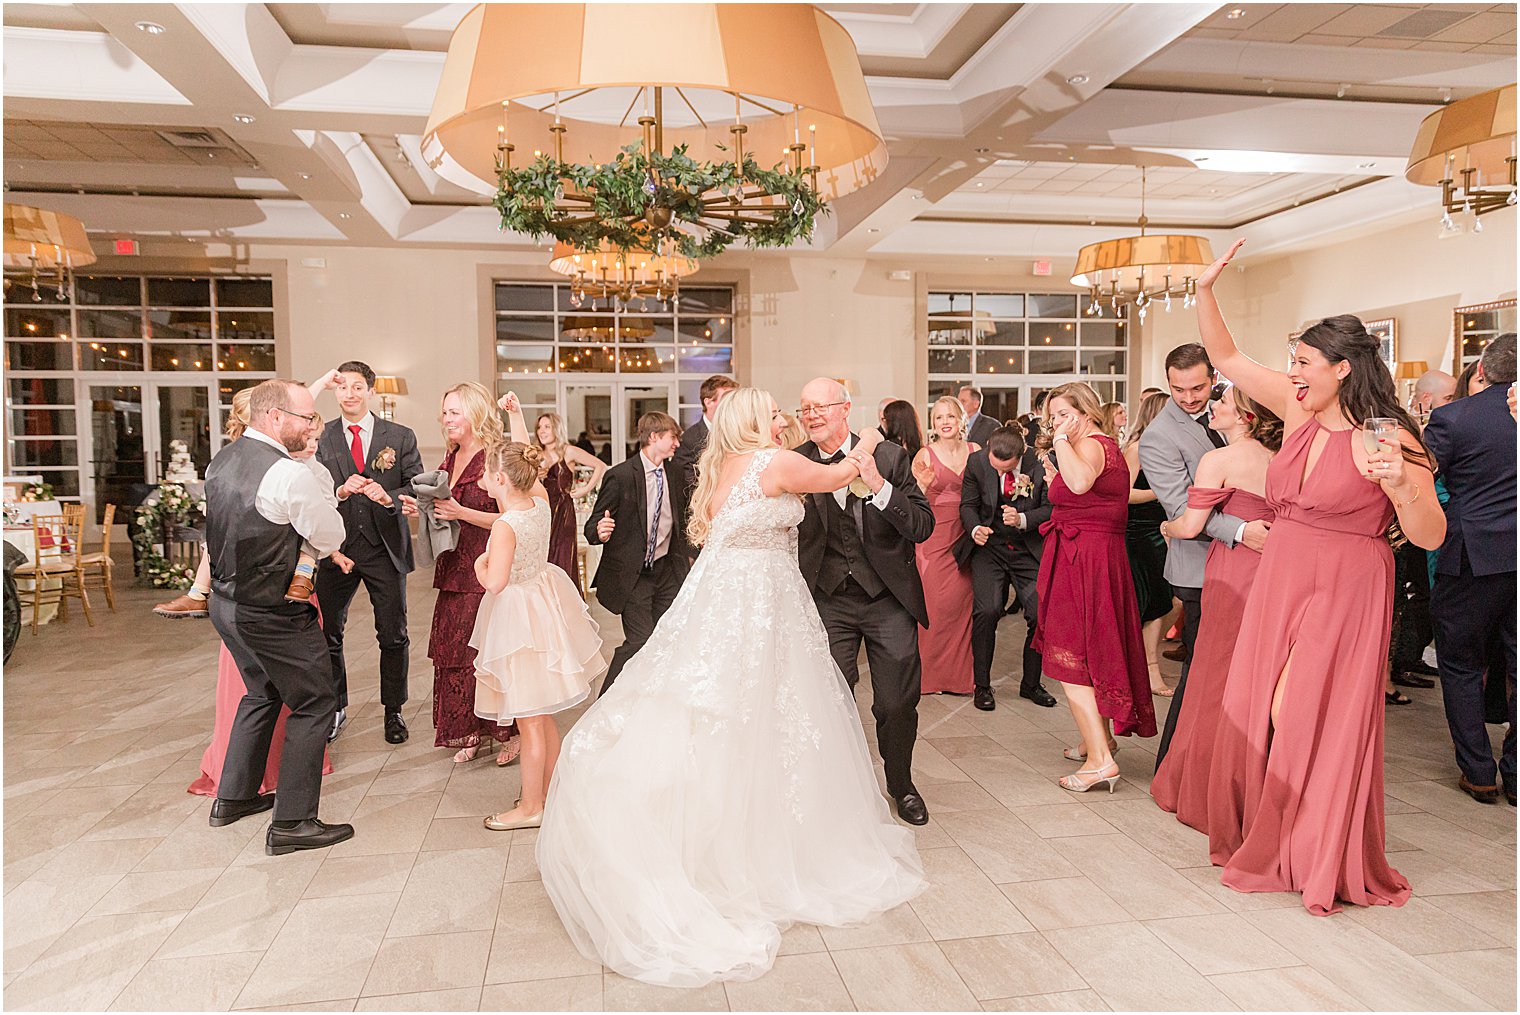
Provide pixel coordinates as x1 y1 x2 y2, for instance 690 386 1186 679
5 500 62 524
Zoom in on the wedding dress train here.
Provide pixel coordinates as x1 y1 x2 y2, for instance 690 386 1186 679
537 449 925 987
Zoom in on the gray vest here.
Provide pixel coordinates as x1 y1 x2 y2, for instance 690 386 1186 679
817 491 886 598
206 437 302 606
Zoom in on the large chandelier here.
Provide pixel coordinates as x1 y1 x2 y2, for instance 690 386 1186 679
548 240 697 311
3 204 96 300
1405 83 1516 234
1070 168 1214 322
422 3 886 260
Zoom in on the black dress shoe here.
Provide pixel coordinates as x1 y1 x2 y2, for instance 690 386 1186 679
974 687 996 711
384 711 409 744
266 819 355 855
1391 672 1435 689
327 708 348 743
1458 775 1500 804
1162 645 1186 662
1506 787 1516 807
1404 660 1440 676
1020 685 1058 708
209 794 274 827
895 793 929 825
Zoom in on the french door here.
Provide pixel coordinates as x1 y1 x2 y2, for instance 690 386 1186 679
558 379 679 465
80 376 222 522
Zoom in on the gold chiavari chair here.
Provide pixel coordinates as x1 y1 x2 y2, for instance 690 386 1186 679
77 503 117 613
14 505 93 633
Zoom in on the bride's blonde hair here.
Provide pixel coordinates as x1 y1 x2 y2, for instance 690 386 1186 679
687 386 779 547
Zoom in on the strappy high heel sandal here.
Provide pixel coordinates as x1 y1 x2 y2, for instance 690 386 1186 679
452 736 483 764
1148 662 1174 698
496 737 522 767
1064 740 1118 762
1059 764 1120 794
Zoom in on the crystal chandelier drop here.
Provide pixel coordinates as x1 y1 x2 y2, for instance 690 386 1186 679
1069 168 1214 323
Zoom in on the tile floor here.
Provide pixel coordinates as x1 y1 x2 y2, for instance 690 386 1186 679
3 569 1515 1011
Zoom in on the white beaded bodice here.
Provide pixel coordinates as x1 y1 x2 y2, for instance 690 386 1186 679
497 498 551 586
704 449 803 554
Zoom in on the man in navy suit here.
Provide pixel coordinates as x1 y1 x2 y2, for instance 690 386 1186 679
1427 333 1517 805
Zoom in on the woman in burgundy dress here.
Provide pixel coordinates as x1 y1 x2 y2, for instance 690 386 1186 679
907 397 977 695
1150 384 1280 833
1194 240 1445 915
430 382 519 765
1033 382 1156 792
532 411 606 592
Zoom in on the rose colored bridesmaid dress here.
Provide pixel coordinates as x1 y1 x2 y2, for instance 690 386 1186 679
1034 434 1156 738
1151 485 1274 830
1206 420 1410 915
915 451 974 694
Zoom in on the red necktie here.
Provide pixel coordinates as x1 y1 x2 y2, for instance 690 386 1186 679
349 425 365 472
1002 471 1015 498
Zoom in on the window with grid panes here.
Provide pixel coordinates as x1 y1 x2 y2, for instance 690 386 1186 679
927 290 1129 426
3 273 276 508
492 282 736 426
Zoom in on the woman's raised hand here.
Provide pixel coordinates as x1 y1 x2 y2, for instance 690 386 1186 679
497 392 522 415
1196 238 1245 291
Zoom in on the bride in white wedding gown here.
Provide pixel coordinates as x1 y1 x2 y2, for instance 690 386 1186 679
537 388 926 987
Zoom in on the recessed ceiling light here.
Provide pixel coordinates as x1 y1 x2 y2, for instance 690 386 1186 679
867 228 880 233
338 212 351 220
975 181 984 187
233 114 255 124
135 20 166 34
1225 8 1247 19
297 172 311 180
974 146 991 154
1357 161 1376 169
984 257 994 262
1066 74 1090 86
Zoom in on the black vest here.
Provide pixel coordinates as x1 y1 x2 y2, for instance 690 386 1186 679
206 436 302 606
817 491 886 598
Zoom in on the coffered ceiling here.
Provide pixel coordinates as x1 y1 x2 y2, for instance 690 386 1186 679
2 2 1514 263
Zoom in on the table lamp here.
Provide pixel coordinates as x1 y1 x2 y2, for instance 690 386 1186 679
374 376 408 420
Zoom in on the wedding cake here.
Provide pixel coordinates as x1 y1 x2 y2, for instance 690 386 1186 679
163 439 199 483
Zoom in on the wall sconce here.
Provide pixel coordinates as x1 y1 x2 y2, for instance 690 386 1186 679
373 375 408 420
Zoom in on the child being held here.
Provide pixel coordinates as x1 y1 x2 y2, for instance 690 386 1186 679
284 413 354 601
469 428 604 832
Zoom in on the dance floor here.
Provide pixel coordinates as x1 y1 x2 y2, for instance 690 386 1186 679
3 564 1514 1011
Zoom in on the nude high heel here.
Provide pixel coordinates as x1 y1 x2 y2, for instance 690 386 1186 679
1059 764 1120 793
1064 740 1118 762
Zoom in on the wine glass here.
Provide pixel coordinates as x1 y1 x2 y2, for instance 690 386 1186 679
1363 417 1398 456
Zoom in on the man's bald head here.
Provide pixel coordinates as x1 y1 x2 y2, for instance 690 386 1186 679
1413 369 1457 412
799 377 852 451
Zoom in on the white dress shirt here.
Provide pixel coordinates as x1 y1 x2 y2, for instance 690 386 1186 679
343 411 375 463
829 434 894 511
640 450 674 562
245 428 346 556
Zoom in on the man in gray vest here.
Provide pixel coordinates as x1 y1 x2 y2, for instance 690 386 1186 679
205 379 354 855
1139 344 1269 768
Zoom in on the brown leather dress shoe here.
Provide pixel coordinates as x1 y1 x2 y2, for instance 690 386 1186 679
1458 775 1500 804
153 593 209 619
1162 645 1186 662
284 573 315 603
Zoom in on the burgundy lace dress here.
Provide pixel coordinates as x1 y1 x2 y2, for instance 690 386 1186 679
1033 434 1157 738
429 446 516 747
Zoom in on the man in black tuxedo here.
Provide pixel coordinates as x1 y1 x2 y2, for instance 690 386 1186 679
586 411 690 695
1427 333 1517 805
670 374 737 501
313 361 424 745
958 425 1057 712
958 385 1000 448
795 378 935 825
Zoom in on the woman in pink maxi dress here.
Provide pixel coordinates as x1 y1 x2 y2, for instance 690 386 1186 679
1191 239 1446 916
914 450 975 695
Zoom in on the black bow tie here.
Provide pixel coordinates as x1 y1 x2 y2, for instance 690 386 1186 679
825 450 847 464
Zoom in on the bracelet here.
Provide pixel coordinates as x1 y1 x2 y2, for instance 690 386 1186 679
1053 432 1071 444
1392 484 1421 508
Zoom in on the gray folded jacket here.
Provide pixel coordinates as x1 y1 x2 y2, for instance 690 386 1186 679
410 470 459 568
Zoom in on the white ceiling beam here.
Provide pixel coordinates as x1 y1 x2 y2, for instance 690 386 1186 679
1 26 188 105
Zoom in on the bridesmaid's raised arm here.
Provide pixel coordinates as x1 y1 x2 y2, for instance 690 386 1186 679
498 392 531 444
1195 240 1298 423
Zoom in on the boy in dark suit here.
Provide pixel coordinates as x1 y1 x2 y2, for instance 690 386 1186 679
959 425 1056 711
585 411 690 695
313 360 424 744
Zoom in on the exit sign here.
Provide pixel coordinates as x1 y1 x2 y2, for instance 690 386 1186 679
113 239 139 256
1032 260 1052 276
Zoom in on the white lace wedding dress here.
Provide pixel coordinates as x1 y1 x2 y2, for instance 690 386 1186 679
537 449 926 987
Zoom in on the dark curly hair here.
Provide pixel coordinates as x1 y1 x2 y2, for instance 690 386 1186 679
1294 314 1431 470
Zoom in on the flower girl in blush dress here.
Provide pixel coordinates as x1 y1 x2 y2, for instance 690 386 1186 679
468 433 604 832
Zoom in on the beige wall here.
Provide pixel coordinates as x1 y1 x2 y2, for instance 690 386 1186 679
160 209 1512 461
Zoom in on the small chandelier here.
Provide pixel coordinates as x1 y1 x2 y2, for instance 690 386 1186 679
548 240 697 312
421 4 886 260
3 204 96 301
560 317 655 341
1405 83 1516 235
1070 168 1214 322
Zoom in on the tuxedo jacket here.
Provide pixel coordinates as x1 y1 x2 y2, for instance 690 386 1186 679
966 413 999 449
316 417 424 574
1425 383 1517 577
670 416 708 499
584 453 692 613
955 448 1052 568
795 436 935 627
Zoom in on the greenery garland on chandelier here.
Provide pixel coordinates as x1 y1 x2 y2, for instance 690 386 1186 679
131 483 203 589
493 142 829 261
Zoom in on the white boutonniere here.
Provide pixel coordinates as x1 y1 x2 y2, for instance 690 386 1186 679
1012 473 1033 499
848 477 873 499
371 446 398 472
